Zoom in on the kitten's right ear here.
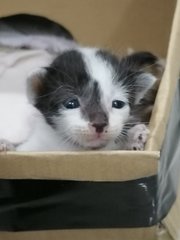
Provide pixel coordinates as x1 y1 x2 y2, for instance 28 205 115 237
26 68 47 104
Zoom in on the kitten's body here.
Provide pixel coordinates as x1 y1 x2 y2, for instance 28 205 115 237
0 14 163 151
0 48 53 144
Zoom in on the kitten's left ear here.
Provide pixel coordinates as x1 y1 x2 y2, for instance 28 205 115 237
133 72 157 104
122 51 165 78
121 51 164 104
26 68 47 104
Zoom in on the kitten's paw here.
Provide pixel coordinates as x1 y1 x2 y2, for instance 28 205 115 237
127 124 149 150
0 139 15 153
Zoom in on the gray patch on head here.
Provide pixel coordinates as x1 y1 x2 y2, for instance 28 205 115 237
33 50 91 126
32 49 109 128
82 81 108 125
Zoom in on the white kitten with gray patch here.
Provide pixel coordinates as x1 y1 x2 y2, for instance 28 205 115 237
16 47 154 151
0 14 157 152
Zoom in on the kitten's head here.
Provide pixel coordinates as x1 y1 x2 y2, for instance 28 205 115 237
27 48 157 149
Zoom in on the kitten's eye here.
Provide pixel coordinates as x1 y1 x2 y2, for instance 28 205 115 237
63 98 80 109
112 100 126 109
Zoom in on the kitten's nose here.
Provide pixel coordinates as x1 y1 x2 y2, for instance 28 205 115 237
89 112 108 133
92 123 107 133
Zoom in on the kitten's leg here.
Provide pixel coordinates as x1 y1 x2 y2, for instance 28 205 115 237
126 124 149 150
0 139 16 152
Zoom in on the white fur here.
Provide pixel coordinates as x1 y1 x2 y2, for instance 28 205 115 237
17 114 84 151
0 33 78 53
0 47 54 145
80 47 129 103
0 94 38 144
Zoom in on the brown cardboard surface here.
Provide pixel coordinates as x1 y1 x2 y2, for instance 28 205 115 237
0 151 158 181
164 198 180 240
0 227 156 240
164 180 180 240
146 0 180 151
0 0 176 57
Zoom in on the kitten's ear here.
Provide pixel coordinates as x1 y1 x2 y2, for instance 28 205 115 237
134 72 157 104
121 51 165 104
26 68 47 104
122 51 165 78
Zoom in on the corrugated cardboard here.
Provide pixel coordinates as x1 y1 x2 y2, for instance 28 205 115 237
0 0 179 239
0 151 158 181
0 227 156 240
146 0 180 151
164 187 180 240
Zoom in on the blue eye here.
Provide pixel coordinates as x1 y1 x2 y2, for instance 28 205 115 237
63 98 80 109
112 100 126 109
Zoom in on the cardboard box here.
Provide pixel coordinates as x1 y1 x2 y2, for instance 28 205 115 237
0 0 179 239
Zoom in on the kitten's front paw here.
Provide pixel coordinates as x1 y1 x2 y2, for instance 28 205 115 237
0 139 15 152
127 124 149 150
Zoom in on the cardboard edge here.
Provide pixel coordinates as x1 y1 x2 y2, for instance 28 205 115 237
163 194 180 240
0 227 157 240
146 0 180 151
0 151 159 181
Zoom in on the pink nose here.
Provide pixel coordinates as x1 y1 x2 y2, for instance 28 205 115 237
92 123 107 133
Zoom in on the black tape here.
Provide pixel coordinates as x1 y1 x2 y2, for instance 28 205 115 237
0 176 157 231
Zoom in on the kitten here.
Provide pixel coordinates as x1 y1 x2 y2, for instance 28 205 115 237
0 14 163 151
16 48 160 151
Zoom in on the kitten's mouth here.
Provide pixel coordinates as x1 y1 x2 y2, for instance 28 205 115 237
87 132 106 141
84 134 109 149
